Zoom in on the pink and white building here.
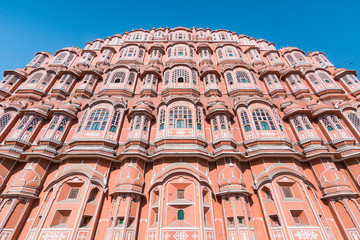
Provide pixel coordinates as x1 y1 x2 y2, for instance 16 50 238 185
0 27 359 240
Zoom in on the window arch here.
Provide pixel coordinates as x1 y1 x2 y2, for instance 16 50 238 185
127 72 136 86
196 108 202 130
0 112 14 133
177 210 184 220
159 109 165 130
226 72 234 85
252 109 276 131
235 71 250 83
85 109 109 131
111 71 126 84
109 109 121 133
348 112 360 133
28 73 43 84
172 69 190 83
240 111 251 132
169 107 192 129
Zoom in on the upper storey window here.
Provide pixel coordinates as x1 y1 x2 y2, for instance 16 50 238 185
17 70 56 96
341 74 359 86
74 103 125 144
196 30 207 39
212 32 234 41
167 44 194 60
320 115 344 132
312 53 333 68
169 106 192 128
100 68 138 97
27 53 49 68
256 41 271 51
109 36 123 45
169 31 191 41
0 110 16 138
89 40 103 50
76 73 99 99
284 73 308 97
289 114 320 146
346 111 360 137
266 52 283 66
140 73 158 97
149 49 162 60
85 109 109 131
263 73 285 96
199 48 211 59
127 32 149 41
40 114 71 146
224 68 262 97
154 30 165 39
97 48 115 66
252 109 276 131
216 46 244 64
319 114 353 147
337 73 360 97
283 50 309 67
246 48 264 65
9 114 42 143
172 69 190 83
236 103 289 145
118 46 145 63
52 73 76 97
162 66 199 97
239 36 252 45
77 51 96 67
0 73 21 94
51 51 77 67
305 70 343 95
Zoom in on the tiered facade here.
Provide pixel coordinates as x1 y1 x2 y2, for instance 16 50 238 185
0 27 360 240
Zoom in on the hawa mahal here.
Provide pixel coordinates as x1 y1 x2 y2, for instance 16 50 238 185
0 27 359 240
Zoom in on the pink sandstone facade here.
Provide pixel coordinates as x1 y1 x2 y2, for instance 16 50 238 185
0 27 360 240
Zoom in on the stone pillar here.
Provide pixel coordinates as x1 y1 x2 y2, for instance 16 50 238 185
106 158 145 240
216 157 254 240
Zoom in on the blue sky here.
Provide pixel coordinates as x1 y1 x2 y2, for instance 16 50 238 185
0 0 359 75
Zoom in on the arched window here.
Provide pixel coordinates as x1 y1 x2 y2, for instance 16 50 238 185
260 122 270 130
226 72 234 85
111 71 126 84
109 109 121 133
169 107 192 129
91 122 100 130
240 111 251 132
127 72 136 86
348 112 360 132
327 126 334 131
172 69 190 83
252 109 276 131
263 188 273 201
177 210 184 220
212 118 218 131
77 110 88 132
196 108 202 130
164 71 170 85
321 114 345 135
159 109 165 130
235 71 250 83
87 188 99 202
85 109 109 131
0 112 13 133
